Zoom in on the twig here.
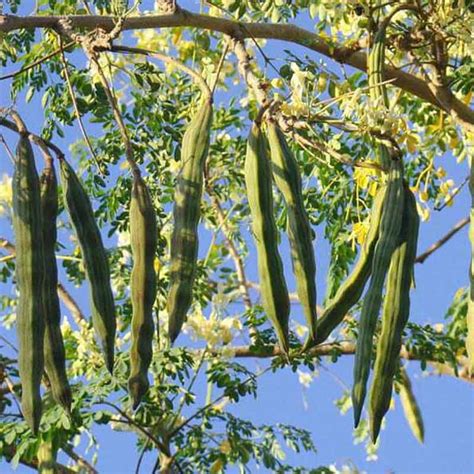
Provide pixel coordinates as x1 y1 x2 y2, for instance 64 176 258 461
168 366 267 439
0 116 64 159
110 45 211 98
0 40 76 81
135 439 151 474
211 40 229 96
207 193 252 309
415 216 469 264
231 38 269 107
96 401 171 456
62 444 98 474
0 134 15 164
83 48 141 177
58 35 105 175
434 174 469 211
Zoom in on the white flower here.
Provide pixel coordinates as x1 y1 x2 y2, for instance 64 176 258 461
297 369 313 389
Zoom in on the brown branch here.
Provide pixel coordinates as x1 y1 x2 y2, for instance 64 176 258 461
415 216 469 264
223 342 474 383
0 116 65 159
96 401 171 457
110 45 211 97
57 283 87 325
0 237 86 324
58 36 104 174
2 445 75 473
0 10 472 128
84 50 141 177
61 444 98 474
0 40 76 81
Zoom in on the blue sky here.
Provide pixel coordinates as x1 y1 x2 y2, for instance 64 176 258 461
0 1 473 472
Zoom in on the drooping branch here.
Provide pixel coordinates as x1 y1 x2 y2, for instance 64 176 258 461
0 9 472 128
0 116 65 159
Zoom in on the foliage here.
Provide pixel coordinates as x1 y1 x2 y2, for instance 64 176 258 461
0 0 472 472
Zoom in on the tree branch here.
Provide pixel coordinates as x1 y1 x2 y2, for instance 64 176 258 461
0 10 472 128
0 8 474 130
415 216 469 264
221 342 474 383
0 116 64 159
2 444 76 473
61 444 98 474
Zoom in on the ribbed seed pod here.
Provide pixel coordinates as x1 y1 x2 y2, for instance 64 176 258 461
60 158 116 373
40 158 72 414
315 185 387 346
352 159 404 427
167 97 213 344
369 186 419 441
12 134 45 435
368 18 391 170
128 173 157 409
397 366 425 444
245 122 290 354
266 121 317 346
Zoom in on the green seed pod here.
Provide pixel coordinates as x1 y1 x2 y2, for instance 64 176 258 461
397 366 425 444
315 185 387 346
128 173 157 409
266 121 317 345
40 158 72 414
167 97 213 344
352 159 405 427
60 158 116 373
12 134 45 435
369 186 419 442
368 18 390 170
245 122 290 354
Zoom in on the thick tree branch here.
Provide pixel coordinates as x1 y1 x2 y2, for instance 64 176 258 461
2 444 75 473
1 10 472 128
222 342 473 383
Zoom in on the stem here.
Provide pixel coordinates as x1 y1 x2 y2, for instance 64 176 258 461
110 45 211 98
58 36 105 175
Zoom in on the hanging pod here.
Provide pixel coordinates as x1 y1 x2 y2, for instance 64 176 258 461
128 173 157 408
40 158 72 414
352 159 405 427
368 186 419 442
60 158 116 373
315 185 387 346
245 122 290 354
12 134 46 434
266 121 317 347
167 97 213 344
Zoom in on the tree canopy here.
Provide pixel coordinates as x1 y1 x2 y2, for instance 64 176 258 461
0 0 473 472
